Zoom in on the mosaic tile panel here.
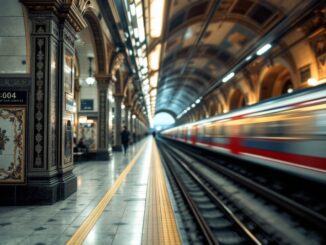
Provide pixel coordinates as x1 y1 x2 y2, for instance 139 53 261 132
78 121 97 151
64 115 73 164
0 107 26 184
50 42 57 167
33 37 45 168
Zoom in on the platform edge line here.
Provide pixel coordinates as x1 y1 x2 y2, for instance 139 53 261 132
66 143 147 245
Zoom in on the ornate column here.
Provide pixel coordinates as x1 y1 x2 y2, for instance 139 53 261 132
124 105 130 129
19 0 87 204
113 94 123 151
129 111 134 144
135 118 140 141
96 75 112 159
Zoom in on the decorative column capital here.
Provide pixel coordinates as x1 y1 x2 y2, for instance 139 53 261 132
124 104 131 110
95 74 111 82
113 93 124 98
21 0 88 32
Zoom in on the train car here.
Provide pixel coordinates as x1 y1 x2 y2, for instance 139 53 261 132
162 85 326 183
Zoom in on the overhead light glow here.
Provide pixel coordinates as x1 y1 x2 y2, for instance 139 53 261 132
256 43 272 56
307 78 318 86
150 72 158 88
149 44 161 71
287 88 293 93
85 76 95 85
222 72 235 83
184 28 192 39
143 84 150 93
150 89 157 96
130 3 136 16
79 116 87 123
245 55 252 61
195 98 201 104
134 27 139 38
191 103 195 108
136 3 142 18
150 0 165 38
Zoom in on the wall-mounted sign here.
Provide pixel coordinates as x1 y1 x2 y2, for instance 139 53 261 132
0 90 27 184
81 99 94 111
65 93 76 113
0 91 27 105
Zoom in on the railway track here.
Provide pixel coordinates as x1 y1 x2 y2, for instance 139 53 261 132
158 140 273 245
164 138 326 231
157 138 326 244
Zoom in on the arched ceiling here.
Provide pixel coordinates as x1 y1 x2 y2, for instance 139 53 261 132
154 0 293 116
99 0 320 122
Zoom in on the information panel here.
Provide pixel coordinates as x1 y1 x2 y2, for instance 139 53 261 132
80 99 94 110
0 90 27 184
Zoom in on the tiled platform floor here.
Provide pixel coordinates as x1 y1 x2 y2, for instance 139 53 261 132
0 138 181 245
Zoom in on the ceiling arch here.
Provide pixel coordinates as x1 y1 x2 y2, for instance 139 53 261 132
83 10 107 74
102 0 316 123
156 0 275 116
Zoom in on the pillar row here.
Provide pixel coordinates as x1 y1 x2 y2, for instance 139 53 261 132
95 76 112 159
5 0 88 205
113 94 123 151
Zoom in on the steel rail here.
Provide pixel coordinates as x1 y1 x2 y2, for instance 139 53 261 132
159 144 218 245
167 139 326 233
159 140 264 245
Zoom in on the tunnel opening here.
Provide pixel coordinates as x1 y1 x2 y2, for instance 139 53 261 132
153 112 176 131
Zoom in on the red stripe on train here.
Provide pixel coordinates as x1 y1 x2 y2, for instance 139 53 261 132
189 138 326 172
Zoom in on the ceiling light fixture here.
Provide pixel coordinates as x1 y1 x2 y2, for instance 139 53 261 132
130 3 136 16
245 55 252 61
85 57 95 86
256 43 272 56
307 78 318 86
150 72 158 88
150 0 165 38
222 72 235 83
149 44 161 71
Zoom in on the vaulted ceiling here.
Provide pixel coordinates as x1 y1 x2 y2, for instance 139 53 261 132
99 0 320 121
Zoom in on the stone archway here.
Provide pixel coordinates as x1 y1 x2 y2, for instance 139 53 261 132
83 10 107 74
0 0 30 73
259 64 294 101
229 89 246 110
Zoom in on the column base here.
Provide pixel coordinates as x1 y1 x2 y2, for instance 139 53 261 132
0 171 77 205
58 170 77 200
112 145 122 151
87 148 112 160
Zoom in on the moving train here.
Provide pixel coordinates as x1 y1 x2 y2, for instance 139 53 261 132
162 85 326 183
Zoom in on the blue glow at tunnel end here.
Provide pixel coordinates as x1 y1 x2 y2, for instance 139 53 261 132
153 112 175 130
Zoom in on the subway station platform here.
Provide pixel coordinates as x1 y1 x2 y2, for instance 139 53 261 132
0 138 182 245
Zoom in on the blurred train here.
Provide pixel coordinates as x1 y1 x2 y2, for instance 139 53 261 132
162 85 326 183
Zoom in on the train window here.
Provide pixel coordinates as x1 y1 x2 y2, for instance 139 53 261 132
198 126 204 136
218 122 225 136
313 110 326 136
265 121 280 136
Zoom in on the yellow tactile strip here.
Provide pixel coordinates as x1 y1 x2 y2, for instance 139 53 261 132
142 140 181 245
66 143 147 245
